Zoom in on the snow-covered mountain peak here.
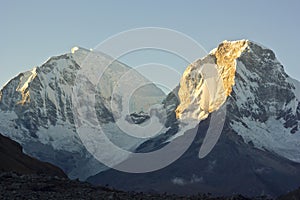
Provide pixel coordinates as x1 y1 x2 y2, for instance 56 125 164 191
175 39 287 122
175 39 300 163
0 46 166 179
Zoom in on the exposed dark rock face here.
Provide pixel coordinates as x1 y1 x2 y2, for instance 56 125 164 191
229 42 299 131
125 112 150 124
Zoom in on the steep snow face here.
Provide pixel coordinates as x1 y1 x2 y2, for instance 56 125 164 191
228 42 300 162
0 47 165 179
176 40 248 120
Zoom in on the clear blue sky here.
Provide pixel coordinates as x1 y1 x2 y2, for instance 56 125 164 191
1 0 299 87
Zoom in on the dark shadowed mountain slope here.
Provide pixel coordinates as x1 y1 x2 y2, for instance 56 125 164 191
88 116 300 198
0 133 66 177
277 187 300 200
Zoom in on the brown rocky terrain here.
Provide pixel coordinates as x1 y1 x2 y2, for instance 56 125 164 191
0 133 66 177
0 172 270 200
